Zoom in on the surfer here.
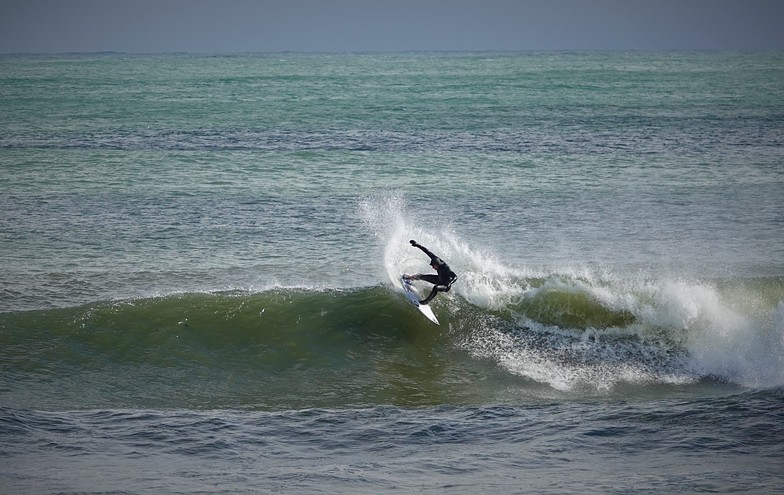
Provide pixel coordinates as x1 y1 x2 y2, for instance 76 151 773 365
404 240 458 305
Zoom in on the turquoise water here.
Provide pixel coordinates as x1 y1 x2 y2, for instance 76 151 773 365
1 52 783 493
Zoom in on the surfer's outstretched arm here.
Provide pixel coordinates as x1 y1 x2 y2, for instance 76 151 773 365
410 240 437 261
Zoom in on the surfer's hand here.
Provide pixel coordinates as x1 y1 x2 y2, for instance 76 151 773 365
410 240 417 246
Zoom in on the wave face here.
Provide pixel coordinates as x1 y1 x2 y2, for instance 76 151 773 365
3 272 783 410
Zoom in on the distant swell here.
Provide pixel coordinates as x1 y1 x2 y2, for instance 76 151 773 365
2 123 780 153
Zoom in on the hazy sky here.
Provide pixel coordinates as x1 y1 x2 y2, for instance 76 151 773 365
2 0 783 53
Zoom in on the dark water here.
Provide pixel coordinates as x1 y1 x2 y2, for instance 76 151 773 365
2 51 783 492
2 392 783 494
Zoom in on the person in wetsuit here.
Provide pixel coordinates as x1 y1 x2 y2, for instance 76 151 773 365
404 240 458 305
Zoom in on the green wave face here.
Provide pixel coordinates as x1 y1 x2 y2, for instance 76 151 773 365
2 276 783 410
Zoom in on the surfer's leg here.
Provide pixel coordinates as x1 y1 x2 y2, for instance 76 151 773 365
418 274 439 285
419 286 438 305
419 284 448 305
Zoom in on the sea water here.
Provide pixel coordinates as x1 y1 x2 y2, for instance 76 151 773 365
1 51 783 493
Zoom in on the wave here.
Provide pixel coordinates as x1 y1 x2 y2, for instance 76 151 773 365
2 271 783 410
3 193 782 410
2 196 783 409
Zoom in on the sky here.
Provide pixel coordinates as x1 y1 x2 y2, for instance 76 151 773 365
1 0 783 54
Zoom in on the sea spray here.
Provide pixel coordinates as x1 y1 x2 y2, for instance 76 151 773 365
359 193 533 308
357 194 784 392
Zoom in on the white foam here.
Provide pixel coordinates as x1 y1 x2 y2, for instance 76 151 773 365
470 273 784 391
683 291 784 388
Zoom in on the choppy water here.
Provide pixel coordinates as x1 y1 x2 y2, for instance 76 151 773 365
3 393 783 494
1 51 783 493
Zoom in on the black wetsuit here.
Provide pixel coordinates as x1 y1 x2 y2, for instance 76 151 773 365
410 241 458 304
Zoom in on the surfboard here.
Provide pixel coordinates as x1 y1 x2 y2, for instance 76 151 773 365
401 275 440 325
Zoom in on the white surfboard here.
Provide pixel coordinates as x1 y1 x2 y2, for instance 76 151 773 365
401 276 439 325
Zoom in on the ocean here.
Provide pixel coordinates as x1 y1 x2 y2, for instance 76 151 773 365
1 51 783 493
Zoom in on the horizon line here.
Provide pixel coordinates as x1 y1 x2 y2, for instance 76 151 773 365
3 48 782 57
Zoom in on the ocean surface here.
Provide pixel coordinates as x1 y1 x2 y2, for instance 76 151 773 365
1 51 783 493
